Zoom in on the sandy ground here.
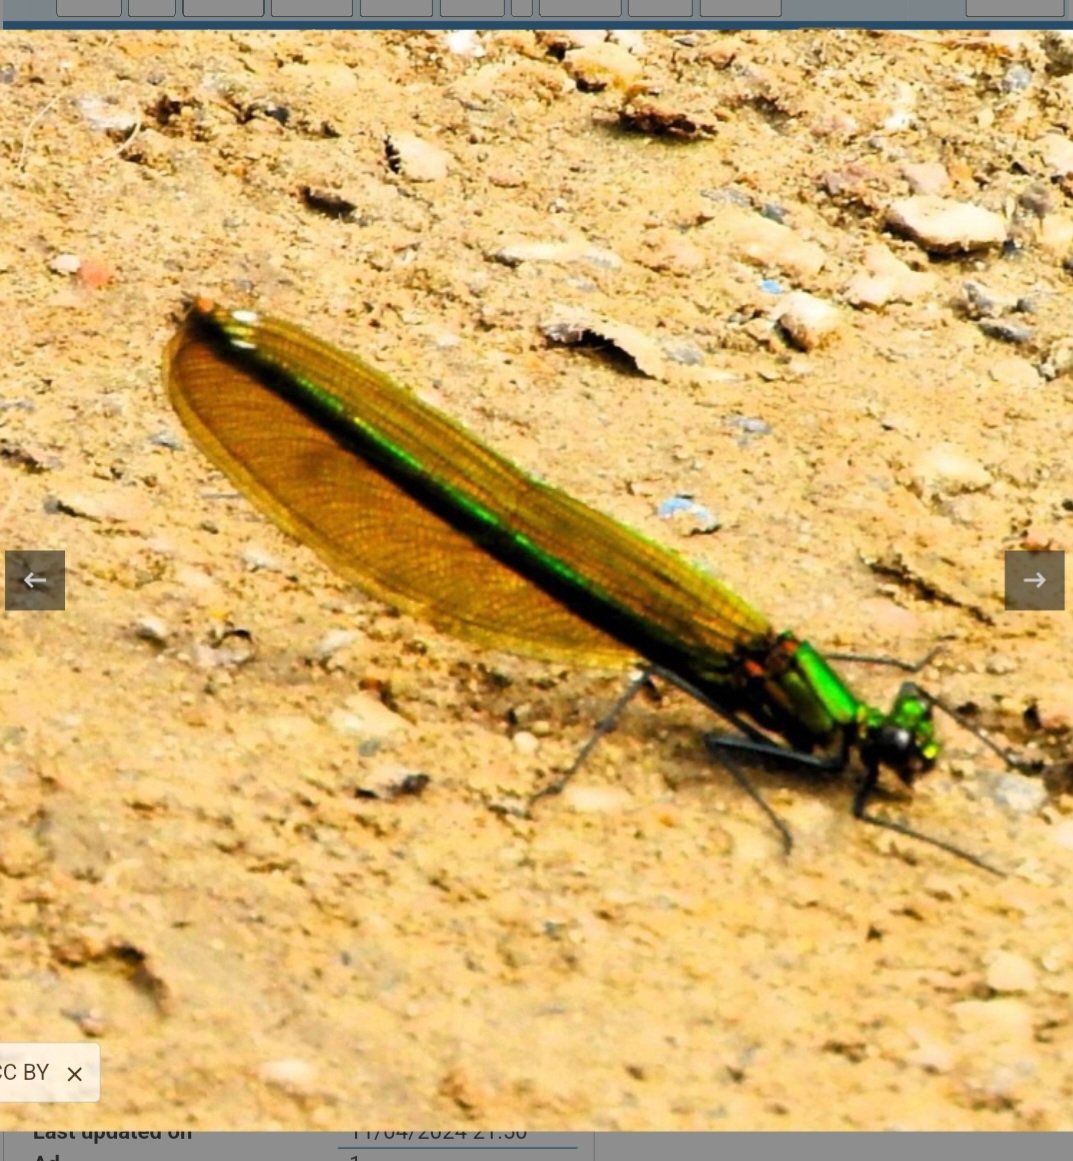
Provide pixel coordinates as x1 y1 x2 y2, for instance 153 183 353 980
2 27 1073 1130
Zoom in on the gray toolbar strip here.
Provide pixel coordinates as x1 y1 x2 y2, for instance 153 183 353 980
4 1132 1073 1161
6 0 1073 23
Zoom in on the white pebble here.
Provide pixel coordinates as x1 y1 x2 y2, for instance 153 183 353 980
356 764 428 800
444 30 484 57
1038 132 1073 177
259 1058 317 1096
709 204 826 280
241 544 281 572
133 615 170 645
901 161 951 196
511 730 540 756
550 29 607 49
887 195 1007 254
560 784 634 813
307 629 360 663
909 443 992 498
48 252 81 275
563 43 643 91
386 132 451 183
844 243 936 309
329 692 410 739
776 291 842 351
607 29 647 54
985 952 1037 995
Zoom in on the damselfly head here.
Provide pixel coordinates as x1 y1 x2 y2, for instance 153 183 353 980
860 682 940 784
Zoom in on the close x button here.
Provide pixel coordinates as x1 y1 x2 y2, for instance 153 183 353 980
1004 550 1065 612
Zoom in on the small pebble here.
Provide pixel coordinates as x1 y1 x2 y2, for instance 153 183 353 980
978 320 1033 345
560 784 634 813
986 952 1037 994
198 628 256 670
133 615 170 646
901 161 950 196
776 290 841 351
541 306 666 379
444 29 484 57
354 766 429 800
493 240 621 269
984 653 1017 676
77 95 139 132
844 243 935 309
48 253 81 276
909 443 992 499
385 132 450 182
726 416 771 436
962 280 1013 319
1037 132 1073 178
712 204 826 280
886 195 1007 254
619 86 723 138
1002 63 1033 92
657 494 720 534
542 29 606 50
512 730 540 757
508 702 535 727
607 29 646 54
329 692 410 741
259 1058 317 1096
1042 337 1073 376
307 628 360 664
639 230 704 274
240 545 281 572
700 186 752 208
46 487 149 524
664 343 704 366
563 42 643 91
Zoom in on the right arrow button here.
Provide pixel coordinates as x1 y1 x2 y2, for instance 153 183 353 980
1005 550 1065 611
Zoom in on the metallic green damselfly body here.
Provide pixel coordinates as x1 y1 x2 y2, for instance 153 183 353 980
165 298 998 873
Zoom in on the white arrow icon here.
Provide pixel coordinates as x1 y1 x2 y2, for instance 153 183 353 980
1024 572 1046 588
23 571 46 589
